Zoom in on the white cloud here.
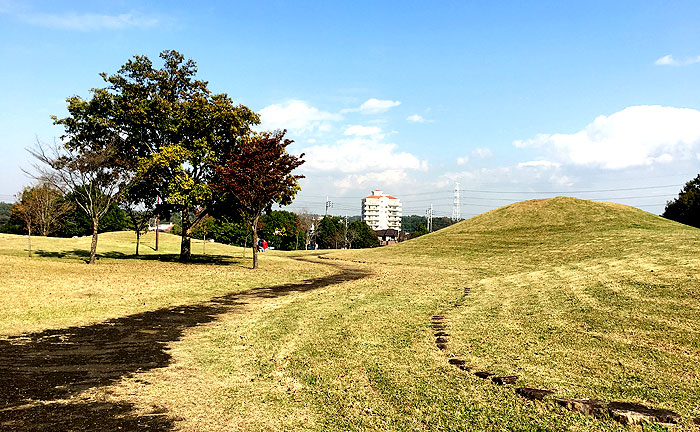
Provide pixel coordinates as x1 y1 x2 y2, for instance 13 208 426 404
259 100 341 134
335 169 410 190
654 54 700 67
301 137 427 174
407 114 428 123
517 160 560 168
20 11 160 31
471 147 493 159
441 159 573 189
514 105 700 169
342 98 401 114
344 125 382 136
456 147 492 166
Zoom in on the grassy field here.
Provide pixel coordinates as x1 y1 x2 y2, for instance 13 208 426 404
2 197 700 430
0 231 334 335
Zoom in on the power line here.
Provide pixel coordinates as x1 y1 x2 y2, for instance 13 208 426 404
459 184 681 194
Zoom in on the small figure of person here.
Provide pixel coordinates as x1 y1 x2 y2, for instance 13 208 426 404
262 239 268 252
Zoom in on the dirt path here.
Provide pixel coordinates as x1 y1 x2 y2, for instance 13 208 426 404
0 258 368 431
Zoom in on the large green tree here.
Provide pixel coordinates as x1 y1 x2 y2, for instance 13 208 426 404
317 216 343 249
95 50 260 262
347 220 379 249
663 174 700 228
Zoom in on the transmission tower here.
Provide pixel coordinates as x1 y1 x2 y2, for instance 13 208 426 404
452 182 461 221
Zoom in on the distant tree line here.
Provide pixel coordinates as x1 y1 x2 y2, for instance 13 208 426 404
401 215 457 237
313 216 379 249
15 50 304 267
1 191 316 252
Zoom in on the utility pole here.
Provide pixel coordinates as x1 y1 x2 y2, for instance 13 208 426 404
452 182 461 221
325 196 332 218
426 204 433 232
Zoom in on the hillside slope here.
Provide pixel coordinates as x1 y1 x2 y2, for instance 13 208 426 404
362 196 698 270
313 197 700 427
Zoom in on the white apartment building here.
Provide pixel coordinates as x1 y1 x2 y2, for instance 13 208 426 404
361 190 402 231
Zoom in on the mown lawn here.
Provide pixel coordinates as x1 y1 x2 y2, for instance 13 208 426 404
2 198 699 430
0 231 333 335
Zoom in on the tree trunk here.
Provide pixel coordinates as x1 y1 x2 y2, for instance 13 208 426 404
136 231 140 256
89 218 99 264
27 224 32 258
180 211 191 263
251 217 259 269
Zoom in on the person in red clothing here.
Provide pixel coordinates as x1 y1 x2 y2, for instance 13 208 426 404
262 239 268 252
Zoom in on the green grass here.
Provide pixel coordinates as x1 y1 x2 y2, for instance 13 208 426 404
3 197 700 430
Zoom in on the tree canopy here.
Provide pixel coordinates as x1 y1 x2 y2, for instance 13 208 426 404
98 50 261 262
215 130 304 268
663 174 700 228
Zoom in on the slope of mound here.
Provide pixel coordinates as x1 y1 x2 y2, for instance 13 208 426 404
359 197 697 270
311 197 700 427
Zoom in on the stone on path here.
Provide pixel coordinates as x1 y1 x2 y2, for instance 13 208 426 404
474 371 493 379
554 398 606 416
436 337 448 344
516 387 555 401
607 401 681 425
491 375 518 385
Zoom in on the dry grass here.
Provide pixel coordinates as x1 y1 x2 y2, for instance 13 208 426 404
0 231 332 335
3 198 700 430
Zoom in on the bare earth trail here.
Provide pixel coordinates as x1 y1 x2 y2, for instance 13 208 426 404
0 257 369 431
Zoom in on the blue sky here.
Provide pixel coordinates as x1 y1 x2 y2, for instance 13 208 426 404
2 1 700 217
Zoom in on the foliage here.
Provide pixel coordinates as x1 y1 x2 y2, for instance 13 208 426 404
347 219 379 248
190 215 250 246
0 202 12 227
0 205 24 234
316 216 344 249
50 193 128 238
29 131 131 264
11 184 75 256
410 223 428 238
663 174 700 228
401 215 456 232
260 210 306 251
215 130 305 267
98 50 260 262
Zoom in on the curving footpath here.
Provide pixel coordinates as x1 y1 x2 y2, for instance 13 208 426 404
0 257 368 432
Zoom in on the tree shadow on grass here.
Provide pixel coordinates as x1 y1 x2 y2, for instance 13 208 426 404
0 259 369 431
33 249 247 266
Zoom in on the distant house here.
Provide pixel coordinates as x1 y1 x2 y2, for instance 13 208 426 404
362 190 402 231
149 223 174 232
375 228 407 246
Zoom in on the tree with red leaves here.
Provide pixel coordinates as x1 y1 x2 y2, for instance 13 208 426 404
215 130 304 269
